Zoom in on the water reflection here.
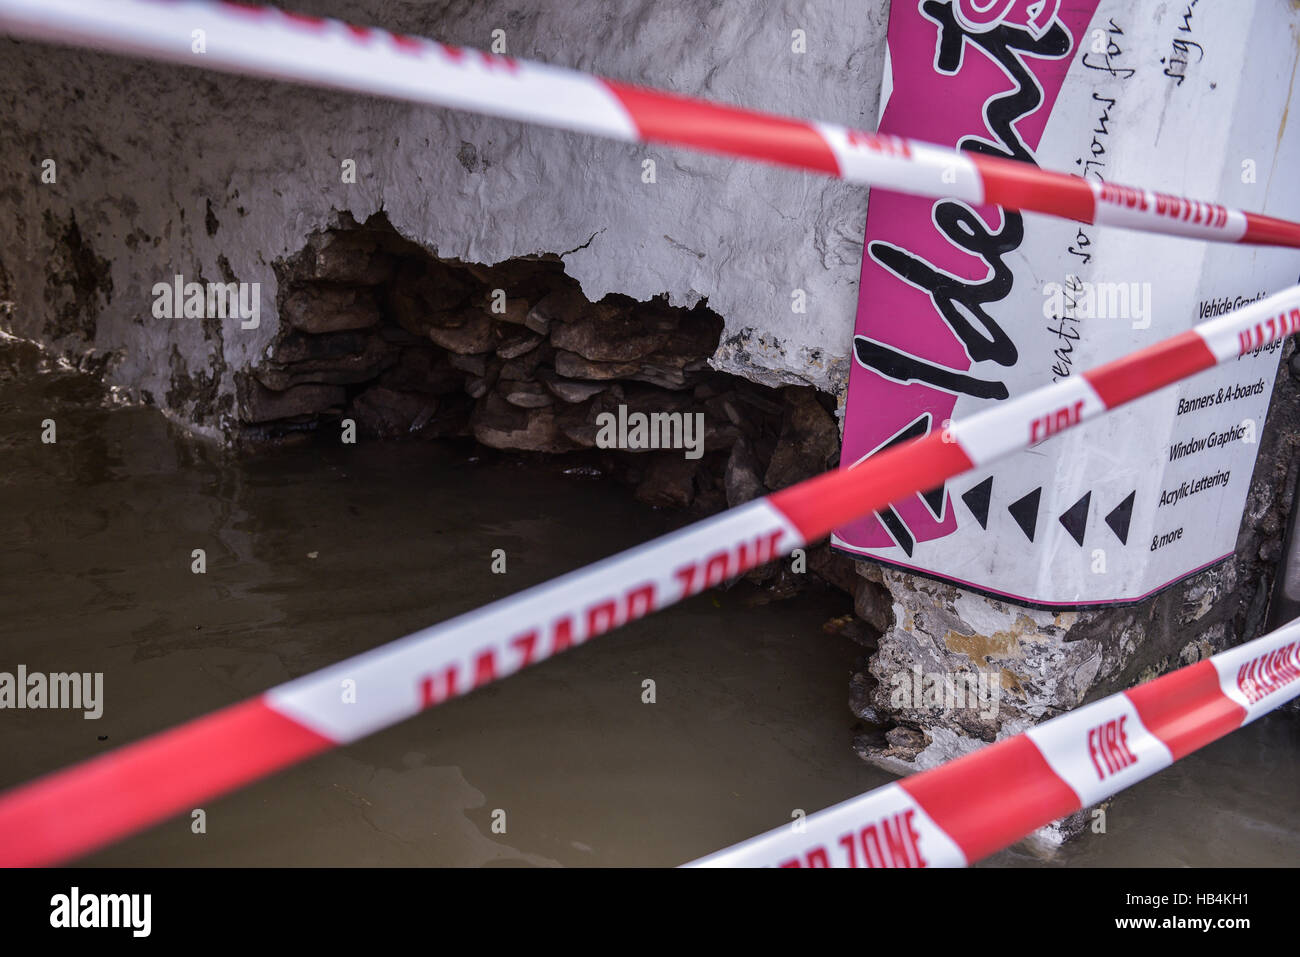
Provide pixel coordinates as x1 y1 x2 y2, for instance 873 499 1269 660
0 338 1295 867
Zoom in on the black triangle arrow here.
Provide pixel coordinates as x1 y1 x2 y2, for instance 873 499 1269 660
877 505 915 557
876 413 930 450
1105 490 1136 545
1058 491 1091 546
961 475 994 529
920 484 947 521
867 412 947 530
1008 487 1042 542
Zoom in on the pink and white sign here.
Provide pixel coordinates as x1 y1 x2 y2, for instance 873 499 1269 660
834 0 1300 606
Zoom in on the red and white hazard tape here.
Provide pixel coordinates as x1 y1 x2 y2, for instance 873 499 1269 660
687 618 1300 867
2 280 1299 865
3 0 1300 249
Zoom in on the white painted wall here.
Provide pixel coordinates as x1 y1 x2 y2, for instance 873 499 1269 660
0 0 890 434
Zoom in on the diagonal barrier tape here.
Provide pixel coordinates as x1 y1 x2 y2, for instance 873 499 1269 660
1 275 1299 864
3 0 1300 248
687 617 1300 867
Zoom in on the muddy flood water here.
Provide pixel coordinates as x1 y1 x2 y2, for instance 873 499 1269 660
2 338 1297 867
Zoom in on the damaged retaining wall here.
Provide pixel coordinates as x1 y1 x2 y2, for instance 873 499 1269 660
243 214 863 605
243 215 843 511
0 0 886 440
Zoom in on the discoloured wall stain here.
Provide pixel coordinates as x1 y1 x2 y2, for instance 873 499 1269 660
0 256 12 311
999 667 1028 696
456 141 479 173
165 335 232 427
943 614 1042 665
41 211 113 343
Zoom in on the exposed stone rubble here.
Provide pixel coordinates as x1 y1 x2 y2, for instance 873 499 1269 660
245 215 855 549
